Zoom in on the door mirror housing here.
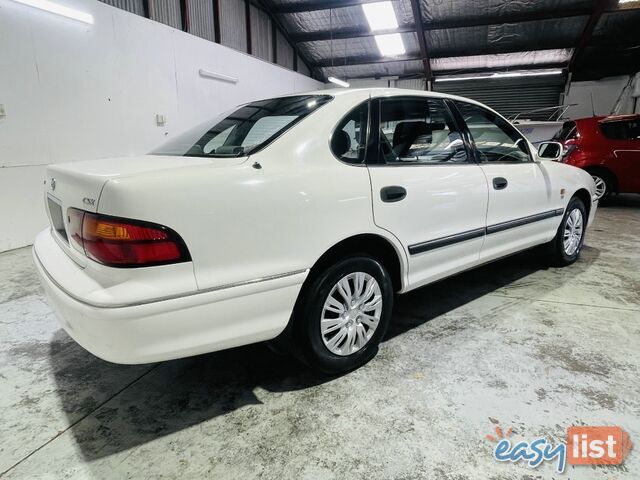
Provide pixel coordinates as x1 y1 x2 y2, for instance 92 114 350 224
537 141 563 161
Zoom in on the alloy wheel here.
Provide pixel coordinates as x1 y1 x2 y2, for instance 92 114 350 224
591 175 607 200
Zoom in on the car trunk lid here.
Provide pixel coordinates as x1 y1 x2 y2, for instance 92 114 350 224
44 154 245 264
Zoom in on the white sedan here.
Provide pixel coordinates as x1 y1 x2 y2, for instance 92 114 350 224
34 88 597 374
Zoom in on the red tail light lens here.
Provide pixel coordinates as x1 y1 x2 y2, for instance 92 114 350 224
67 209 190 267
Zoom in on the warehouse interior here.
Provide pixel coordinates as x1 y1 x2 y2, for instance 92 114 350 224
1 0 639 478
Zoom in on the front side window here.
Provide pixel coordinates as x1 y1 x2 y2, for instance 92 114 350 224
152 95 332 158
455 101 531 163
600 119 640 141
378 97 468 164
331 102 369 164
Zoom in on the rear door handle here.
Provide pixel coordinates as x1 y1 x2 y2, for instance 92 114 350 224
492 177 508 190
380 186 406 203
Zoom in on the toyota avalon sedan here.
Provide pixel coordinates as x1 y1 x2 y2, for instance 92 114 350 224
34 88 598 374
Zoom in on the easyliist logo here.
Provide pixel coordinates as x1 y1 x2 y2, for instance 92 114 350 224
487 424 632 473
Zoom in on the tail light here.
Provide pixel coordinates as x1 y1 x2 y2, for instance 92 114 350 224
67 209 190 267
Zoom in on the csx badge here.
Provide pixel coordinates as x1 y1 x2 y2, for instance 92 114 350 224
83 197 96 206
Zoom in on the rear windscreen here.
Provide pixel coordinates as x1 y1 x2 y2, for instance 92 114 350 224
151 95 332 158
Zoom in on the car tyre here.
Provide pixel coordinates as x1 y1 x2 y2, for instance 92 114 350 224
292 256 393 375
547 197 587 267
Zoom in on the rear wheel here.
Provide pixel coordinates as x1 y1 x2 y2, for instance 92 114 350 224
292 256 393 374
548 197 586 266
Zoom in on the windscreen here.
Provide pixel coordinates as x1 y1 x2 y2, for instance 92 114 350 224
151 95 332 158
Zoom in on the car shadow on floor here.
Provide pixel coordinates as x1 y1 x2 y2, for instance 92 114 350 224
49 246 599 461
598 193 640 208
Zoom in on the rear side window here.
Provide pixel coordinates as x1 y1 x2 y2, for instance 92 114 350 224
377 97 468 164
455 101 531 163
331 102 369 164
600 120 640 140
554 121 577 141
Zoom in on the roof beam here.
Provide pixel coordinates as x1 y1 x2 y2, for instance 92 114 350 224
409 0 431 81
568 0 618 72
291 7 593 43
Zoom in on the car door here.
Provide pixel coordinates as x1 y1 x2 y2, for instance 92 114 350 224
452 101 558 262
366 96 489 290
600 118 640 192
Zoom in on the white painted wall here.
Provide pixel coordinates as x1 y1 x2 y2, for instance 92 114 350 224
0 0 322 252
564 75 637 119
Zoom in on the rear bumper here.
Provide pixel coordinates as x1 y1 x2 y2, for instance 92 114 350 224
33 231 306 364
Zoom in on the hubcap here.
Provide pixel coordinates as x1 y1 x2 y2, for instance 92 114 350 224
320 272 382 356
591 175 606 200
563 208 584 256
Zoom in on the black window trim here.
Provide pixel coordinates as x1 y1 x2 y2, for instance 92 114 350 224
450 100 535 165
366 95 478 167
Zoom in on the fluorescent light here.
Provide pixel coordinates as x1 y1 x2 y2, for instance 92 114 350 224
199 69 238 84
11 0 93 24
435 69 564 82
328 76 350 88
362 1 398 31
374 33 406 56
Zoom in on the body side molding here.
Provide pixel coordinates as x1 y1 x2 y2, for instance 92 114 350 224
408 209 564 256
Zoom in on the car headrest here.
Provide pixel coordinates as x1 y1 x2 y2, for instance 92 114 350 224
331 130 352 157
392 121 445 148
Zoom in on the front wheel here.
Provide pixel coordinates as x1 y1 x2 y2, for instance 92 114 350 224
292 256 393 374
548 197 586 266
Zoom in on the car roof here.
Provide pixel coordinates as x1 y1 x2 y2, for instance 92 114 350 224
573 114 640 124
315 87 486 104
599 114 640 123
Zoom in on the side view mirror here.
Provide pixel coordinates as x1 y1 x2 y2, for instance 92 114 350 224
537 141 563 161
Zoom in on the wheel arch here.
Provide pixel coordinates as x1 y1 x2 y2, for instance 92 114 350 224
572 188 592 220
306 233 406 294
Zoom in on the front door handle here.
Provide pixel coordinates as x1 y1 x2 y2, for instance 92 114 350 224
380 186 407 203
493 177 508 190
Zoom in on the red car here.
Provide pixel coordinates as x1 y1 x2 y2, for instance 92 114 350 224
554 114 640 199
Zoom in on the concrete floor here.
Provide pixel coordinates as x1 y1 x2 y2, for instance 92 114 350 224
1 196 639 480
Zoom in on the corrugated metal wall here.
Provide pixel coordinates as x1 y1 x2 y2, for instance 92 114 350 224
395 78 426 90
220 0 247 52
188 0 216 42
100 0 144 16
251 5 272 62
148 0 182 30
276 30 294 70
98 0 311 77
434 76 565 120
